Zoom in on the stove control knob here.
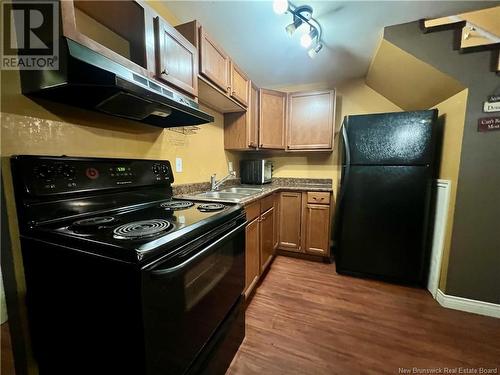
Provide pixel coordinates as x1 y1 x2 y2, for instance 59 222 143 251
60 164 76 178
161 164 168 173
152 164 160 174
36 164 53 179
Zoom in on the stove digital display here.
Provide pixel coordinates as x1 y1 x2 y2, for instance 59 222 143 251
116 167 127 172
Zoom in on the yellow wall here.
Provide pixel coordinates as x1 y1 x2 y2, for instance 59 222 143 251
0 59 236 186
268 79 402 194
366 39 464 110
432 89 468 290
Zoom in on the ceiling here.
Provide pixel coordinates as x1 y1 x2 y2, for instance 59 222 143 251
164 1 498 88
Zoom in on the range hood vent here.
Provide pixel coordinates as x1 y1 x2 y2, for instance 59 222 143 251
20 39 214 127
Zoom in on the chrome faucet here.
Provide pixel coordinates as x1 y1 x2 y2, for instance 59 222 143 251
210 171 236 191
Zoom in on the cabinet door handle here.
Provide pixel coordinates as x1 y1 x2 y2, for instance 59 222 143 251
161 68 169 76
232 91 236 95
227 87 231 92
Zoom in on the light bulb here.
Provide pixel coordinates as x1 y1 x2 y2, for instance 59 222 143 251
285 18 302 36
300 33 312 48
308 43 323 58
273 0 288 15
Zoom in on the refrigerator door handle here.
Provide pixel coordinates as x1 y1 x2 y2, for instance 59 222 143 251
333 120 350 258
338 120 351 204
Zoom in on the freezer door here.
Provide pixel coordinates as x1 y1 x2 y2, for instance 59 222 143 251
345 110 437 165
335 165 432 284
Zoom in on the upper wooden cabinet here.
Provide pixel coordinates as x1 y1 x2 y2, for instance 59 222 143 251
230 62 250 106
259 89 286 149
287 90 336 151
175 20 249 113
59 1 200 98
154 17 198 97
199 26 231 93
224 83 259 150
249 84 259 148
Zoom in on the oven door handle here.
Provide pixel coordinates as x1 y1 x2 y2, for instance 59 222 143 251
148 221 247 279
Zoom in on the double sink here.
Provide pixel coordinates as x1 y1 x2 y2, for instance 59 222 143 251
182 187 265 203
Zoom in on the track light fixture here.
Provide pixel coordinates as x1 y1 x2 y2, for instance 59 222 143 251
273 0 323 58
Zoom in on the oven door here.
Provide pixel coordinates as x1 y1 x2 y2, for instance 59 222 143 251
141 217 246 375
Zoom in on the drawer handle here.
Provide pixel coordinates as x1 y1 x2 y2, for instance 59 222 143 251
313 197 324 200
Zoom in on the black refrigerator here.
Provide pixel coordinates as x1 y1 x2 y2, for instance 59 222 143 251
334 110 439 285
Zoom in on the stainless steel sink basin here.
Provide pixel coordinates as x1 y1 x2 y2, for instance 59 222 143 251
179 186 265 203
219 187 264 194
188 191 249 202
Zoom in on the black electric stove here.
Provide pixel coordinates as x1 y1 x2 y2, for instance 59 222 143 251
11 155 246 375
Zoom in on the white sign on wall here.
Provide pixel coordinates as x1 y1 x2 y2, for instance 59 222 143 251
483 101 500 113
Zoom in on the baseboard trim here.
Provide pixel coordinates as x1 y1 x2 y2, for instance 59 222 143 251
436 289 500 319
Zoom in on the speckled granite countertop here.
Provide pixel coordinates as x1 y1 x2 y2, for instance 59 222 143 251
173 177 333 205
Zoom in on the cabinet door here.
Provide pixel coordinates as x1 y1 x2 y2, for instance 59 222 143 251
199 27 230 93
287 90 335 150
304 204 331 256
245 217 260 295
249 84 259 148
260 207 275 273
154 17 198 96
278 192 302 252
259 89 286 149
273 192 280 249
230 62 250 106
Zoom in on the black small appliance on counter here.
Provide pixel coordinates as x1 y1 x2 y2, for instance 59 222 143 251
240 159 273 185
10 155 246 375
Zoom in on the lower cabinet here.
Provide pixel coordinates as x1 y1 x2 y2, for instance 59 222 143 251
260 207 274 272
245 216 260 294
278 192 302 252
278 191 332 256
244 199 276 298
244 190 332 299
304 204 330 256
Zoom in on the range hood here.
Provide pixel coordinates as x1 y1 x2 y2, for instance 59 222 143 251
20 38 214 127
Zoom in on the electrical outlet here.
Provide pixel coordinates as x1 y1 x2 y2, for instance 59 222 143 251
228 161 233 172
175 158 182 172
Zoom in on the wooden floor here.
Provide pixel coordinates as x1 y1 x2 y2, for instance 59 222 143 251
227 256 500 375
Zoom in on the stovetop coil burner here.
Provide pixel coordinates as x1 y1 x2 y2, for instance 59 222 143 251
113 219 172 240
197 203 226 212
72 216 117 232
160 200 194 210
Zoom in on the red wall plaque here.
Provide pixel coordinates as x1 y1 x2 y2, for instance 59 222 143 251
478 116 500 132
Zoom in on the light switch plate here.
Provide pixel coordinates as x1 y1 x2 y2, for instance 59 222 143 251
175 157 182 172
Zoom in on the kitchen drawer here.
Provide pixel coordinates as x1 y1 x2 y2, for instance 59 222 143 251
307 192 330 205
260 194 274 213
245 201 260 221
